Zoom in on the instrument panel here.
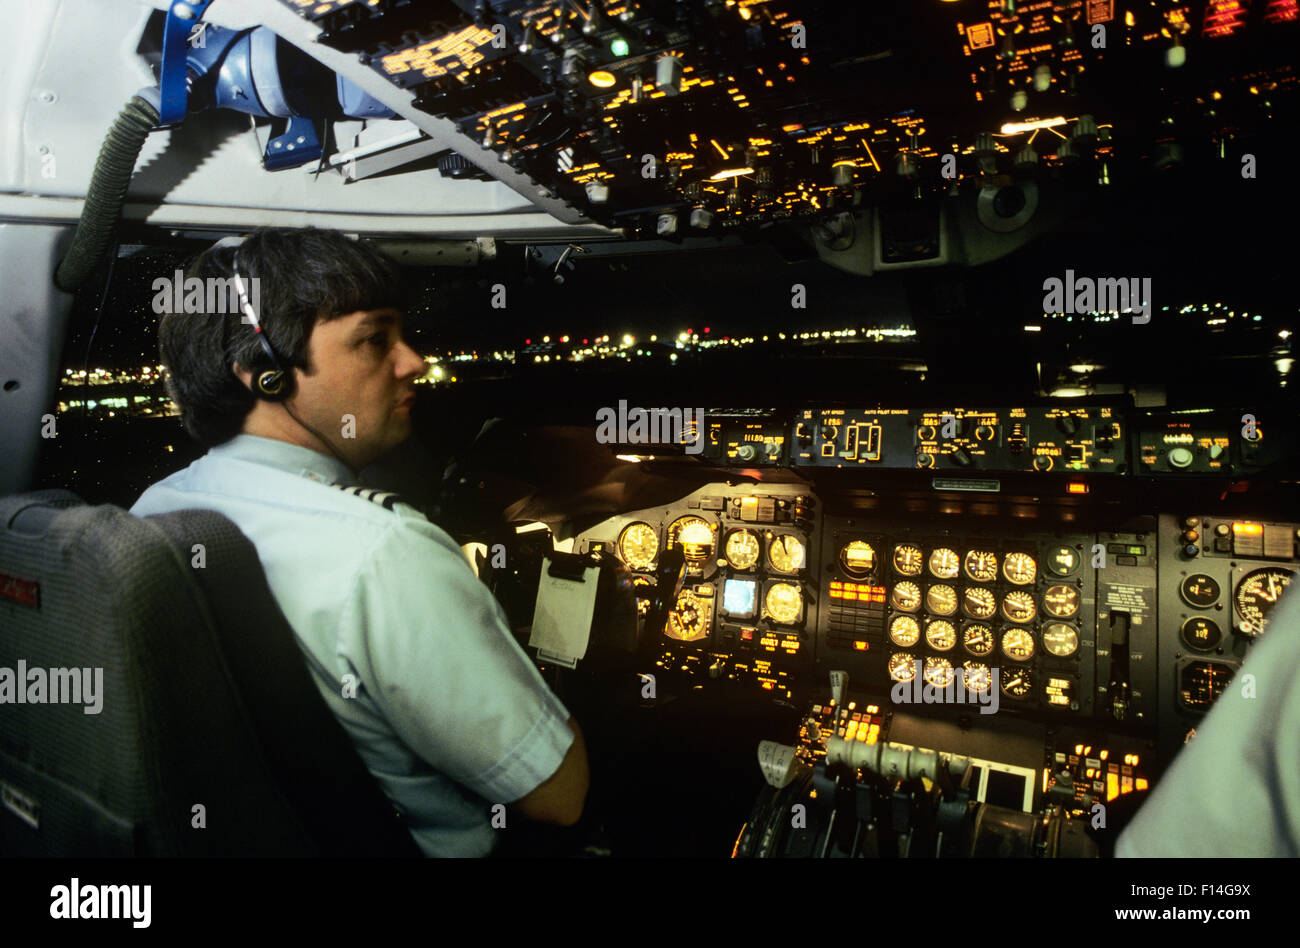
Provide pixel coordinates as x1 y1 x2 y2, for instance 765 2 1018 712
574 481 1300 793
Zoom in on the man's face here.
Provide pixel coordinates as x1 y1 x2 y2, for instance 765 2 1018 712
290 308 427 469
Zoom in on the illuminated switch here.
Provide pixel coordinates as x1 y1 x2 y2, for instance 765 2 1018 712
1121 775 1133 794
1093 780 1105 794
1106 774 1120 801
1233 523 1264 557
1055 753 1066 764
1136 777 1149 792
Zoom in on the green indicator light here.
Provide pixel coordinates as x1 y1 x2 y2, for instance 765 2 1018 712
611 37 629 56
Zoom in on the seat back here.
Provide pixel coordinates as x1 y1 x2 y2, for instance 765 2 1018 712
0 490 419 856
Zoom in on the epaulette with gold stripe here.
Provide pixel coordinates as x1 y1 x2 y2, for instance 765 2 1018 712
330 483 410 512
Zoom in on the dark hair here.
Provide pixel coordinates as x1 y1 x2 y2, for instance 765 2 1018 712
159 227 406 447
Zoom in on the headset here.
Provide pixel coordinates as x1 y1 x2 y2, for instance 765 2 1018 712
229 241 356 474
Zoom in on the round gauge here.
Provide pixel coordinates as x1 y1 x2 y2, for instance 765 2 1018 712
963 587 998 620
1002 627 1036 661
1047 546 1079 577
666 591 708 642
1041 622 1079 658
1002 590 1037 624
925 619 956 652
1003 552 1038 586
962 623 995 657
1043 584 1080 619
765 582 803 625
962 662 992 694
617 522 659 571
891 581 922 612
1181 616 1222 652
724 529 761 570
890 615 921 648
1180 573 1220 609
840 541 877 578
1234 567 1295 636
929 548 960 579
889 652 918 683
894 544 923 576
923 657 955 689
1001 666 1033 699
926 584 958 616
668 516 715 562
768 534 807 574
963 550 998 583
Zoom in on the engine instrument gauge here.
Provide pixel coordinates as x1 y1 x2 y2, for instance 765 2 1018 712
765 582 804 624
929 547 960 579
890 615 921 648
666 590 710 642
1043 584 1080 619
667 516 715 562
1047 546 1079 577
962 623 995 657
893 544 923 576
1001 590 1037 624
889 652 918 683
963 550 998 583
1041 622 1079 658
840 541 877 578
963 587 997 620
1001 666 1032 699
891 582 922 612
1002 627 1036 661
768 534 807 574
924 657 955 689
1002 552 1037 586
1181 616 1222 652
925 619 956 652
926 584 958 616
1234 568 1295 636
1180 574 1220 609
962 662 991 694
724 529 761 570
617 522 659 571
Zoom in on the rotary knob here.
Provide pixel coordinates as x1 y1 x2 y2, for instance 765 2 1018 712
1033 455 1054 472
1168 447 1194 469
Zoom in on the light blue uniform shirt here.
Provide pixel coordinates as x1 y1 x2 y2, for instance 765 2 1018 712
130 434 574 856
1116 585 1300 857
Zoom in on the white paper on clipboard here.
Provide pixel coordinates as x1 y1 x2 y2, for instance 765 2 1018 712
528 557 599 668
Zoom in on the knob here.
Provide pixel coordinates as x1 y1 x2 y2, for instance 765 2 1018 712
1208 443 1225 460
918 425 936 441
737 444 757 461
1033 455 1054 472
975 425 996 441
1184 543 1199 558
1214 524 1230 537
765 442 781 458
950 447 973 467
1057 415 1080 436
1182 517 1199 529
1181 530 1199 544
917 452 935 469
1168 447 1194 469
796 424 812 447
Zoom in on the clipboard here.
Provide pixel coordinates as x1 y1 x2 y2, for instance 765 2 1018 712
528 552 600 668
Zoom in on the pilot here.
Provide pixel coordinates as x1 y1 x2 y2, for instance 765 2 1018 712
129 226 588 856
1115 585 1300 857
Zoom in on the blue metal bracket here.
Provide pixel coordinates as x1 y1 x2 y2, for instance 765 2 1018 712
159 0 217 125
265 116 323 171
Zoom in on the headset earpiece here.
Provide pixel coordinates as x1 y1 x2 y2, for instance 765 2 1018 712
231 244 295 401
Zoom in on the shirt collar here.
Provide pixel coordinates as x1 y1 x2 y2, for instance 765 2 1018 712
209 434 356 486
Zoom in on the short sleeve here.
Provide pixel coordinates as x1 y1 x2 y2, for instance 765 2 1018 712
1116 586 1300 857
340 521 575 805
